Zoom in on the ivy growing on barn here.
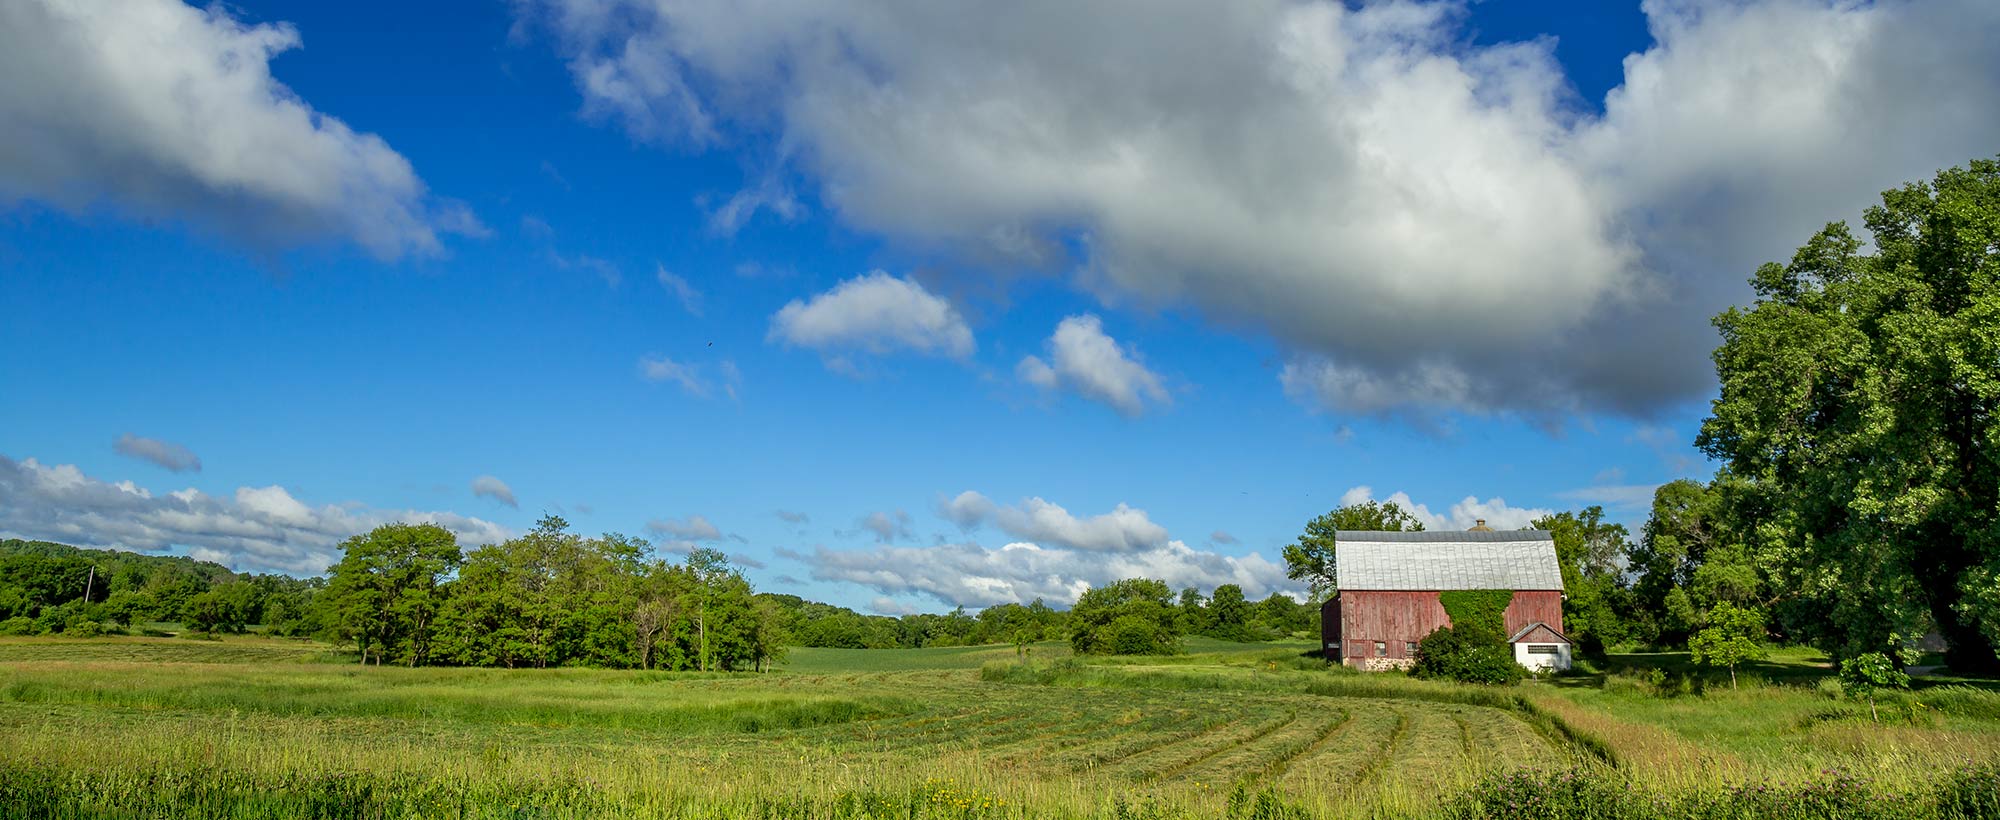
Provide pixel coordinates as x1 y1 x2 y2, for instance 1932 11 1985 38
1439 590 1515 642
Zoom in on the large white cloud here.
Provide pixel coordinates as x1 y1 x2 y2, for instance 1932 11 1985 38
0 0 478 258
806 539 1293 609
0 455 511 575
943 491 1169 552
768 271 975 363
528 0 2000 418
811 489 1286 607
1018 315 1168 417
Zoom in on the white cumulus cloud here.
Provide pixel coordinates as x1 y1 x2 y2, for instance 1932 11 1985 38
0 0 478 258
806 538 1293 609
0 454 510 575
526 0 2000 420
1337 485 1552 531
1018 315 1168 417
769 271 975 364
938 491 1169 553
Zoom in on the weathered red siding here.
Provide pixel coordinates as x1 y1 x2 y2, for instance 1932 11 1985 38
1340 591 1448 663
1503 591 1564 639
1323 589 1566 666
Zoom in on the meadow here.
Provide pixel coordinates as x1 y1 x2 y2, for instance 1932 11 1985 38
1 636 1997 819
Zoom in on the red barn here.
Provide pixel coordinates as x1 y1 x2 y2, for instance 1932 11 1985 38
1320 523 1571 671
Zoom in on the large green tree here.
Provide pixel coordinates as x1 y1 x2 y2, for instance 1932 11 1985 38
1283 501 1425 598
1630 478 1770 647
1698 158 2000 672
1069 578 1181 655
318 523 462 666
1531 506 1634 654
1203 584 1252 641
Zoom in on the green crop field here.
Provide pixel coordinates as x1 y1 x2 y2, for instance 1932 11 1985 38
2 636 1998 819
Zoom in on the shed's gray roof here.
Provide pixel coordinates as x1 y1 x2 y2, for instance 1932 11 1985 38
1336 530 1563 591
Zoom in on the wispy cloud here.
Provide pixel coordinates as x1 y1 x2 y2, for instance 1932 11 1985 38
656 265 704 316
470 475 518 508
112 434 201 473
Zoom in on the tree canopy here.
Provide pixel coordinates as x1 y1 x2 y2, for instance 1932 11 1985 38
1069 578 1182 655
1697 157 2000 672
1283 501 1425 598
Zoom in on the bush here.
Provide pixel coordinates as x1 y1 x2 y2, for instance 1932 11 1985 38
0 616 39 636
1939 762 2000 820
1444 766 1961 820
1840 652 1911 721
63 617 104 637
1412 625 1524 685
1105 613 1179 655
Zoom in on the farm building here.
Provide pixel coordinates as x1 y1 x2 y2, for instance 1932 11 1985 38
1320 523 1571 672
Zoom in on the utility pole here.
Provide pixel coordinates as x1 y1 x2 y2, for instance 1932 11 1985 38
83 565 96 603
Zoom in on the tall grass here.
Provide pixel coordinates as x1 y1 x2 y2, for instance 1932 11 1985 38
1442 763 2000 820
5 639 1998 819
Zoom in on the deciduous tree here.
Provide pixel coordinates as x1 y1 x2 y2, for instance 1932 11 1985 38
1688 602 1767 689
1698 158 2000 672
1283 501 1424 598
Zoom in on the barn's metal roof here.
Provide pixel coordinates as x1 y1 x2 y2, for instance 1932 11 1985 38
1336 530 1563 591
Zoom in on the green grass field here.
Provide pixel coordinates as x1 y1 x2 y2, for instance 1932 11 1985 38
1 636 1997 819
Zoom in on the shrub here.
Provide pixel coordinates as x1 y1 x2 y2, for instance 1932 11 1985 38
1840 652 1910 722
1412 625 1524 685
1104 613 1178 655
63 617 104 638
0 616 39 636
1938 762 2000 820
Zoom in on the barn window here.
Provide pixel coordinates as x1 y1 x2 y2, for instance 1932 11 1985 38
1374 641 1387 657
1405 641 1418 656
1526 644 1558 655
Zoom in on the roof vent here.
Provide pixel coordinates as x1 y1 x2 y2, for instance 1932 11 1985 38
1468 519 1494 532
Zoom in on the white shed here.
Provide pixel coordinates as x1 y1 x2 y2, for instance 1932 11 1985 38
1509 622 1573 672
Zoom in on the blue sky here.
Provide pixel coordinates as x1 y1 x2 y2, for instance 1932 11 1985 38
2 0 1994 613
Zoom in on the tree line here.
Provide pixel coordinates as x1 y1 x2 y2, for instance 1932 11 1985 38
2 523 1317 665
0 538 319 637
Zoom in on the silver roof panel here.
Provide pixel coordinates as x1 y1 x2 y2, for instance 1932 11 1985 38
1336 530 1563 591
